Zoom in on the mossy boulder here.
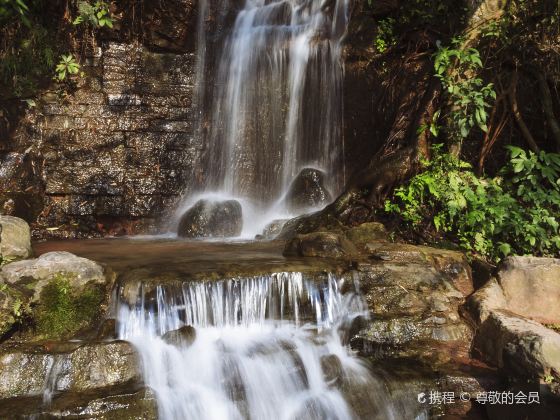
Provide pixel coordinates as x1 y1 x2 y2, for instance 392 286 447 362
1 252 112 339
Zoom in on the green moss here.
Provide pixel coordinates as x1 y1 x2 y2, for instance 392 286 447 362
35 273 104 339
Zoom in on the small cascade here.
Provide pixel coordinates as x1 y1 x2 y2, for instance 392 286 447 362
116 272 399 420
176 0 350 237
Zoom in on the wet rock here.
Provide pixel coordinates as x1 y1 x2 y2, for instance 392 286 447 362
284 168 332 212
177 199 243 238
344 222 388 248
1 251 106 304
0 387 158 419
283 232 358 259
320 354 343 386
0 341 142 399
351 250 474 365
474 310 560 380
258 219 288 240
0 216 32 262
162 325 196 347
496 256 560 323
97 318 117 340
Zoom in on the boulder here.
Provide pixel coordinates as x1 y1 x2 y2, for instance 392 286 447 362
0 216 32 262
344 222 388 248
284 168 332 213
496 256 560 323
258 219 288 240
162 325 196 346
474 309 560 380
0 341 142 399
1 251 106 304
177 199 243 238
351 248 474 365
283 232 358 259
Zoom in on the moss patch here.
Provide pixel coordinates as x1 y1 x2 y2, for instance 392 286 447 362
35 273 104 339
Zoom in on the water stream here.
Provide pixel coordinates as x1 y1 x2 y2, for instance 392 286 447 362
116 272 400 420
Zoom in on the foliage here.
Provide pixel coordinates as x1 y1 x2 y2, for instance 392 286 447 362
432 39 496 142
36 273 103 339
385 145 560 261
54 53 81 81
73 0 113 28
0 24 56 99
0 0 29 25
374 18 396 53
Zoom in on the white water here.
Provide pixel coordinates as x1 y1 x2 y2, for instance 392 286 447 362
116 272 394 420
175 0 350 235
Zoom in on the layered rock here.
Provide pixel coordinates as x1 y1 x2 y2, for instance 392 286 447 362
177 199 243 238
350 243 474 365
0 341 141 400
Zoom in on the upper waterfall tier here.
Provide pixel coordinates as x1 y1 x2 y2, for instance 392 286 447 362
198 0 350 206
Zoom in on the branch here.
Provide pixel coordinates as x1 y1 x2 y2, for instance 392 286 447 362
535 71 560 152
508 71 540 153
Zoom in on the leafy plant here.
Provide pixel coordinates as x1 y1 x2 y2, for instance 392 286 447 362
54 53 80 81
432 40 496 143
0 0 29 26
73 1 113 28
385 145 560 261
374 18 396 53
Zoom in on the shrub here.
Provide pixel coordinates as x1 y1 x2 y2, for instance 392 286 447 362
385 145 560 261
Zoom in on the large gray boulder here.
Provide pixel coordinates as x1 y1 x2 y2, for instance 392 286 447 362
0 216 32 262
284 168 332 213
474 309 560 380
1 251 106 303
496 256 560 323
177 199 243 238
467 257 560 383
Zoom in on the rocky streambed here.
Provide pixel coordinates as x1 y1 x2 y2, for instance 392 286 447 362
0 216 559 419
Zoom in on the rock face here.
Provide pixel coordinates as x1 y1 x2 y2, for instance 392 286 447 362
1 38 201 239
0 341 142 400
284 168 332 212
1 251 106 303
350 243 474 365
0 216 32 262
177 199 243 238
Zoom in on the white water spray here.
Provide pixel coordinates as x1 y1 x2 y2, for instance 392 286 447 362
116 272 394 420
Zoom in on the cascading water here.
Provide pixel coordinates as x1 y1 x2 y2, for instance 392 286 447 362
176 0 349 236
116 272 400 420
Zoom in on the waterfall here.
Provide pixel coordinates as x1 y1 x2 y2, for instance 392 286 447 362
176 0 350 236
116 272 399 420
